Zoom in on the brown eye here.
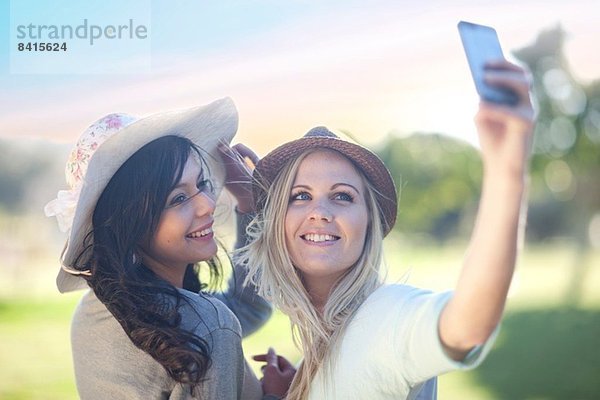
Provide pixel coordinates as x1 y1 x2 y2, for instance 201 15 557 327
166 193 188 208
198 179 214 193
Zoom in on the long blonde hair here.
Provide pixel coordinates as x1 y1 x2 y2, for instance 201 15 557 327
238 148 387 399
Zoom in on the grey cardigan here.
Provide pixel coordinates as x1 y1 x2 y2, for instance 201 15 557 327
71 211 273 399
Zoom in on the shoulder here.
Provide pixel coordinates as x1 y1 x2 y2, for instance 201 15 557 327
177 289 243 338
71 291 176 396
72 289 110 326
349 284 453 335
74 289 242 338
361 283 439 309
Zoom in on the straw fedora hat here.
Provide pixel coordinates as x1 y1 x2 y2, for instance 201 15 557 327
253 126 398 236
45 97 238 293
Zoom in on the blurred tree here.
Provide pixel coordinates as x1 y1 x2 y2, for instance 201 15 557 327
0 141 34 212
376 133 481 242
513 25 600 306
375 26 598 307
375 26 599 254
0 139 68 214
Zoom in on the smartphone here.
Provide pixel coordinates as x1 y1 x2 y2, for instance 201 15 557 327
458 21 519 106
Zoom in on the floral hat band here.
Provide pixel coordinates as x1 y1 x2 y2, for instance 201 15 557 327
44 114 137 233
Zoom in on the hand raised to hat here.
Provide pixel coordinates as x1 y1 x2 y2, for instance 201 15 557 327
218 143 259 214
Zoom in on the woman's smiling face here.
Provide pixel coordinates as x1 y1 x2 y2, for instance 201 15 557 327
141 156 217 285
284 149 369 290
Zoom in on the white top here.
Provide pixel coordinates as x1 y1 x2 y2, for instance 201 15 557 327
308 284 498 400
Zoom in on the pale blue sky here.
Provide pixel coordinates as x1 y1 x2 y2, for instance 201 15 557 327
1 0 598 153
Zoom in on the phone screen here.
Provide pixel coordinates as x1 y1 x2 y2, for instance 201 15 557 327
458 21 518 105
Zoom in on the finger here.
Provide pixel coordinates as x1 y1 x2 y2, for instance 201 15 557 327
477 101 535 125
484 59 524 72
484 80 532 110
232 143 260 166
217 143 241 164
277 355 294 370
484 64 533 95
218 144 255 183
231 143 258 161
484 73 531 94
266 347 278 367
252 354 268 362
217 140 232 154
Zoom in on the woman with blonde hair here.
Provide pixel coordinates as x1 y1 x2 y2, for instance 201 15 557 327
243 60 535 399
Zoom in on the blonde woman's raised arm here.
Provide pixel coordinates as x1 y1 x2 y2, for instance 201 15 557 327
439 61 535 361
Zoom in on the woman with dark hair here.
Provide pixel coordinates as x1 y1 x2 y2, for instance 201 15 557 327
45 98 291 399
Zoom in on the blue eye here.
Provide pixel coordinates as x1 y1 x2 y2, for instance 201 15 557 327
334 192 354 202
290 191 311 202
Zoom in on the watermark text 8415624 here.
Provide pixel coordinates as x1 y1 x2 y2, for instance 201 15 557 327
10 0 151 74
17 42 67 52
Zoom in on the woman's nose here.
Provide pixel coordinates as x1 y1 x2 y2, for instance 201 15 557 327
192 191 216 217
308 203 332 222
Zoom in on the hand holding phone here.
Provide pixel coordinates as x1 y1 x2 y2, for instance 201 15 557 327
458 21 519 106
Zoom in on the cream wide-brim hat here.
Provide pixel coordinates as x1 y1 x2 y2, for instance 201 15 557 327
53 97 238 293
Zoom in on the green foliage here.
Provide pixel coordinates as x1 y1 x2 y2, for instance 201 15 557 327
0 297 78 400
473 308 600 399
376 133 481 241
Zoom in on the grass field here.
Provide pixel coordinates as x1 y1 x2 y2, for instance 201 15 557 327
1 241 599 399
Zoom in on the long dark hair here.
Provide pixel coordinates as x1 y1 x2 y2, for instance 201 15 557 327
76 135 222 391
